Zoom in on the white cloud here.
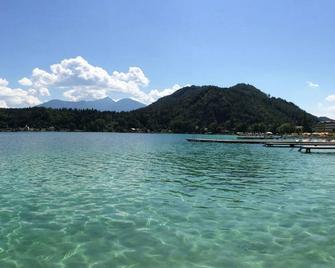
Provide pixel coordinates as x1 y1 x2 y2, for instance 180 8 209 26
325 95 335 102
19 56 182 104
306 81 319 88
322 105 335 118
311 93 335 118
0 78 41 107
0 100 8 108
18 77 33 86
63 87 108 101
311 101 335 119
0 78 9 87
145 84 189 103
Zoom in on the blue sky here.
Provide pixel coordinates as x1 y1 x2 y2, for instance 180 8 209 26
0 0 334 117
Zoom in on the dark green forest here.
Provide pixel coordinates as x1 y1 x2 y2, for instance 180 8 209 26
0 84 318 133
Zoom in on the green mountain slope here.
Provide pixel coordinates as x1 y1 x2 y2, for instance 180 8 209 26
131 84 317 133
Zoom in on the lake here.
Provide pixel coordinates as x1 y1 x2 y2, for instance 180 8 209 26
0 132 334 267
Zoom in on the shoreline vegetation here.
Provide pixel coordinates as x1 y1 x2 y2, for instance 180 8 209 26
0 109 316 135
0 84 327 135
1 127 334 140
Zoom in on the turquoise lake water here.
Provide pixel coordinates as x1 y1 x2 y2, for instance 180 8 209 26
0 132 335 267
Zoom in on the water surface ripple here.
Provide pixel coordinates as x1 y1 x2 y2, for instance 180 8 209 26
0 133 335 267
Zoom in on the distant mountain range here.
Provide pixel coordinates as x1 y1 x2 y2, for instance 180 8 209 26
318 116 335 122
37 97 146 112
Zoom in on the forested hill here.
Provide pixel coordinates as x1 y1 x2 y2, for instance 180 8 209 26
0 84 318 133
131 84 317 133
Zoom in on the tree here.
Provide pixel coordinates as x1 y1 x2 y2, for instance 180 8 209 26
277 123 295 134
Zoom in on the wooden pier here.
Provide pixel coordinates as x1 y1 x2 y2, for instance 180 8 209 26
186 138 335 147
187 138 335 154
264 141 335 147
299 145 335 153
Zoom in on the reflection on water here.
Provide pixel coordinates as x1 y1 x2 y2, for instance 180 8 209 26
0 132 335 267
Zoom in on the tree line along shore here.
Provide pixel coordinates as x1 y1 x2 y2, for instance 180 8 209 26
0 84 327 134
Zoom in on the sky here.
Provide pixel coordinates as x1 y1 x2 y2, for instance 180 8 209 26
0 0 334 117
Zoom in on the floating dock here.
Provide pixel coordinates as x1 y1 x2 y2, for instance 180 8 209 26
186 138 335 147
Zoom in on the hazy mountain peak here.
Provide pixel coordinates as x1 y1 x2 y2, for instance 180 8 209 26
38 97 145 112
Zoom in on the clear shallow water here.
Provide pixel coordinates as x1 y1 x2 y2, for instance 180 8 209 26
0 132 335 268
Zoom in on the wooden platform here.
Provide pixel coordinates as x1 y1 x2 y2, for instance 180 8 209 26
264 141 335 147
299 145 335 153
186 138 335 147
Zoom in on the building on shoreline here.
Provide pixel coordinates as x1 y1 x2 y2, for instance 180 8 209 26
314 121 335 133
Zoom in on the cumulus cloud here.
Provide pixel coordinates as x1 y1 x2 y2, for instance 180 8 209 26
20 56 148 101
145 84 189 103
19 56 182 104
325 95 335 102
0 78 41 107
18 77 33 86
306 81 319 88
0 78 9 87
63 88 108 101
